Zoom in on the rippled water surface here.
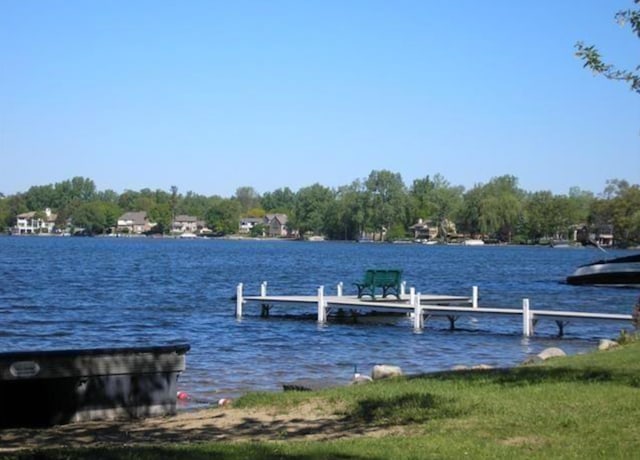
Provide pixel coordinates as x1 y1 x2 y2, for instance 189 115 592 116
0 237 637 404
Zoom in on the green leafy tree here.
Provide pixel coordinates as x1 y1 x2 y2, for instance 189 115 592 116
324 181 366 240
567 187 594 224
261 187 296 214
459 186 482 237
133 196 155 213
386 223 408 241
97 189 120 204
250 223 266 237
178 191 209 218
0 197 9 232
524 191 566 242
364 170 407 241
52 177 97 211
5 194 27 227
118 190 139 211
102 202 121 230
71 201 120 235
411 174 464 238
591 179 640 246
149 203 172 234
290 184 334 236
205 198 241 235
575 1 640 94
235 186 261 214
410 176 437 221
24 184 56 211
246 207 266 218
521 186 594 245
169 185 179 223
461 175 524 241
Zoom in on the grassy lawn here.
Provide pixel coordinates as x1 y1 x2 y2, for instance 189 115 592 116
4 340 640 459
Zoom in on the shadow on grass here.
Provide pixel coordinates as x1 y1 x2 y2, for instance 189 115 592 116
0 407 386 459
3 445 375 460
348 392 463 425
408 364 640 388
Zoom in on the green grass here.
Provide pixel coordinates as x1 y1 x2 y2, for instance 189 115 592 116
5 341 640 459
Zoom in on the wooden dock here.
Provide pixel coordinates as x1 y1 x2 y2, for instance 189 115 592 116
235 282 632 337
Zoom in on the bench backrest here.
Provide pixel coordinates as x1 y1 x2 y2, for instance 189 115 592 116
372 269 402 285
362 269 376 284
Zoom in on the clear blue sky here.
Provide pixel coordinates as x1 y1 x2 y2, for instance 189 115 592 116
1 0 638 198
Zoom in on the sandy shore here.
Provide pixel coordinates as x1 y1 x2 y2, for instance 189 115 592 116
0 401 398 452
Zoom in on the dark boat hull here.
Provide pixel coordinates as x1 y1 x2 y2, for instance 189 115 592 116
566 254 640 286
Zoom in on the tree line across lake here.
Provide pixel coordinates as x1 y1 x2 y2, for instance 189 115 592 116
0 172 639 246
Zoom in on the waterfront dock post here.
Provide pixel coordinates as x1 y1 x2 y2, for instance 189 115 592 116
317 285 326 324
236 283 244 318
413 291 423 330
472 286 478 309
522 298 532 337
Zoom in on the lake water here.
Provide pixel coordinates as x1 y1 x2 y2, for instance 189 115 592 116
0 236 637 406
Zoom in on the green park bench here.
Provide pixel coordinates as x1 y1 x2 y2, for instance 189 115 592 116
353 269 403 299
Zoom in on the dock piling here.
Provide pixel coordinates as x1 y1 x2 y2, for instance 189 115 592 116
522 298 532 337
337 282 343 297
413 292 424 330
317 286 326 324
472 286 478 309
555 320 569 337
401 281 407 297
236 283 244 318
261 281 267 297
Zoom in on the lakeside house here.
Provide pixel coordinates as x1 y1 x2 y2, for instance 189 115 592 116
595 228 614 247
172 215 210 236
238 217 263 234
409 219 439 241
116 212 155 234
264 214 290 237
172 215 199 234
572 224 614 247
238 214 292 237
13 208 58 234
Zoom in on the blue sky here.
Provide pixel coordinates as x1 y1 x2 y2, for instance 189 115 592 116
1 0 638 198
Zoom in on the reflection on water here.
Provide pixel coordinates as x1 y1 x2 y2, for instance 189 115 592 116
0 237 637 404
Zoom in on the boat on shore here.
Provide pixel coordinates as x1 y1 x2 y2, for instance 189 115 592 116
566 253 640 286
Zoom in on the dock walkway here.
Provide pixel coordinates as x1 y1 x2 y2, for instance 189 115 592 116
235 282 632 337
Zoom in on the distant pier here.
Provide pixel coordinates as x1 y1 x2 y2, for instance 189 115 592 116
235 282 632 337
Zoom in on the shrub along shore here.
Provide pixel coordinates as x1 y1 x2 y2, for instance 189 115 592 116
2 339 640 459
